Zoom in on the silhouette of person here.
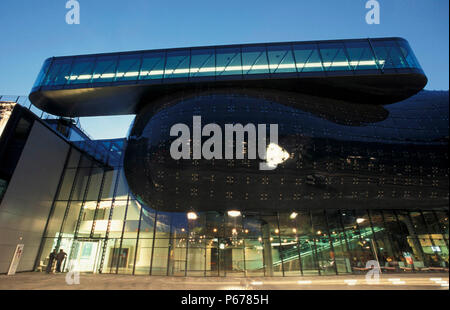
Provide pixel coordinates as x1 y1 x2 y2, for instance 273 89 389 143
46 249 57 273
55 249 67 272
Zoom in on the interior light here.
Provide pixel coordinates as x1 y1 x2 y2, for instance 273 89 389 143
356 218 366 224
187 212 198 220
228 210 241 217
61 60 388 83
290 212 298 219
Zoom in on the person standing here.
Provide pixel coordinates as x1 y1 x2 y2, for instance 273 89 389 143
46 249 57 273
55 249 67 272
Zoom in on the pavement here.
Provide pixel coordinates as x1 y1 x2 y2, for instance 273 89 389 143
0 272 448 290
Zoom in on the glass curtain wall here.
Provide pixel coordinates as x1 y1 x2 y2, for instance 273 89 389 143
38 139 449 276
33 38 423 91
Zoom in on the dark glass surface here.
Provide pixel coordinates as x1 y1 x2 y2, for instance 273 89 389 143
124 89 448 213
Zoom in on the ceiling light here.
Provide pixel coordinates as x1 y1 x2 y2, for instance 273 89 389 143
228 210 241 217
187 212 198 220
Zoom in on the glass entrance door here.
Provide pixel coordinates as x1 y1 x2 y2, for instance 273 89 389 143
67 240 103 273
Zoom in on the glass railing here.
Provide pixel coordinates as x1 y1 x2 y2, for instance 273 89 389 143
31 38 423 91
0 94 94 140
0 95 59 120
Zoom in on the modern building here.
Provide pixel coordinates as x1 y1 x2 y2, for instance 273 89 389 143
0 37 448 277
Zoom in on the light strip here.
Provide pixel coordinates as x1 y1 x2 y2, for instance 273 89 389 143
63 60 386 81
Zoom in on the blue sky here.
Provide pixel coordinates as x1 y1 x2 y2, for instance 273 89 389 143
0 0 448 139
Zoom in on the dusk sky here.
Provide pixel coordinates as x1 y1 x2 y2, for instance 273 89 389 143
0 0 448 139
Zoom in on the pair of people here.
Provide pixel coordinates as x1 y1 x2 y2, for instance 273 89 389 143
46 249 67 273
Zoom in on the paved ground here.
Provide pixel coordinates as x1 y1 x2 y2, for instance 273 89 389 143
0 272 448 290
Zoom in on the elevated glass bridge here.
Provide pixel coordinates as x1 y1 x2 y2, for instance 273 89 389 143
29 37 427 117
33 37 422 88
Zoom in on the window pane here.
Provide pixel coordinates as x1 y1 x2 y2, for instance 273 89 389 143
57 168 77 200
187 241 206 276
44 58 72 86
293 43 323 72
78 201 97 236
86 168 104 200
123 199 141 238
33 58 52 88
311 210 336 275
114 168 129 200
190 48 215 77
70 168 90 200
134 238 153 275
100 168 119 200
267 45 296 74
139 208 156 239
45 202 68 238
115 54 141 81
340 210 372 271
296 210 319 275
155 211 171 238
61 201 84 236
396 40 421 69
372 40 408 69
394 211 429 269
117 238 137 274
139 52 165 80
92 200 113 237
101 238 121 273
259 214 282 276
164 50 190 79
109 200 127 238
68 57 95 84
216 47 242 76
368 210 401 271
277 212 302 276
91 56 118 83
241 46 269 75
318 42 351 71
344 41 378 70
151 247 169 275
325 210 352 274
168 240 187 276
